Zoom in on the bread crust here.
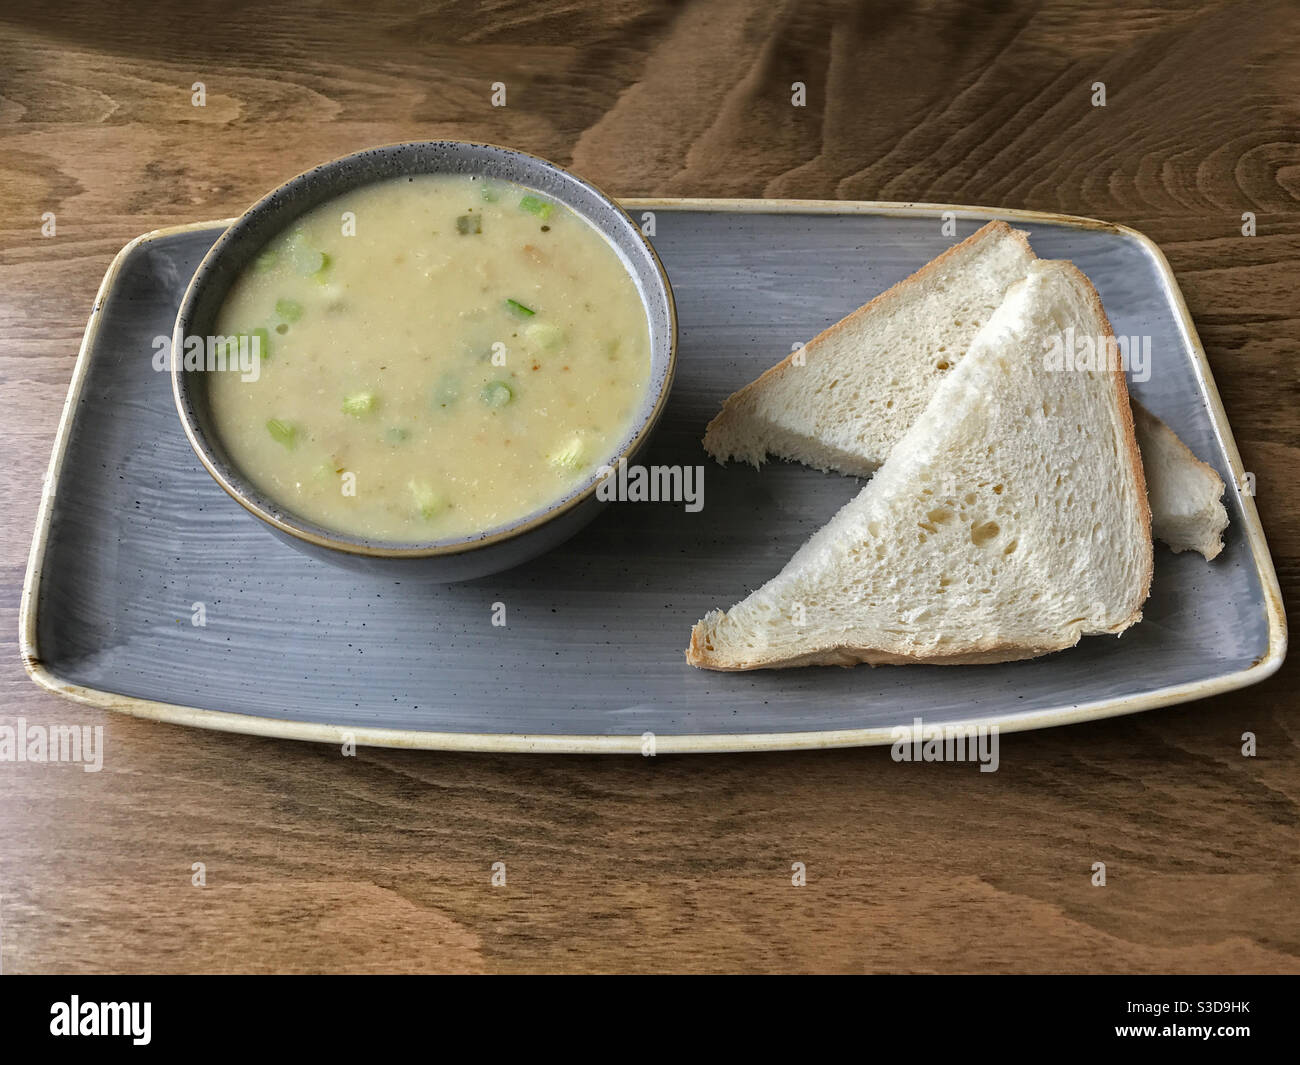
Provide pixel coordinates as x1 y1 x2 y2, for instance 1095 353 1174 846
1051 260 1154 634
702 220 1036 464
685 622 1079 669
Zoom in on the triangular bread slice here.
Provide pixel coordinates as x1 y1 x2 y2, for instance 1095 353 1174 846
1131 401 1228 559
703 220 1036 477
687 260 1153 670
703 222 1227 560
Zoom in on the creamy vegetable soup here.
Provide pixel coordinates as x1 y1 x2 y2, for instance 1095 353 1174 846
208 174 652 541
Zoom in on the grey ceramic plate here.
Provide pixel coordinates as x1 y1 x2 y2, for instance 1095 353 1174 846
20 201 1286 753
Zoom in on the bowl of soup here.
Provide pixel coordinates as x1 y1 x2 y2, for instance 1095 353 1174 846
172 142 676 580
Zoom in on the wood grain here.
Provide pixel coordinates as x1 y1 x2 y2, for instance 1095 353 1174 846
0 0 1297 974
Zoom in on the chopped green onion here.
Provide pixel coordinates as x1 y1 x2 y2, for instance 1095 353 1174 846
408 480 446 520
266 419 297 448
519 195 553 220
505 298 535 318
480 380 514 407
275 298 303 323
455 214 482 235
342 391 377 416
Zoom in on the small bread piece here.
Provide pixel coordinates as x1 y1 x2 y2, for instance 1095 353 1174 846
702 220 1036 477
1131 401 1228 560
687 261 1153 671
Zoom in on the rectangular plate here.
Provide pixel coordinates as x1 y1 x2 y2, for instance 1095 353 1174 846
20 201 1286 753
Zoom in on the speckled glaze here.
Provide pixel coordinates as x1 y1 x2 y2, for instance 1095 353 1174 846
172 142 677 580
21 203 1285 753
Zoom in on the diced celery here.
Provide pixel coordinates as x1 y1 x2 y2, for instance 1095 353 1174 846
342 391 377 416
249 326 271 361
524 321 564 349
548 435 586 471
276 298 303 323
455 214 482 235
519 195 553 220
408 480 446 520
480 381 514 407
288 239 325 276
312 252 333 284
266 419 297 448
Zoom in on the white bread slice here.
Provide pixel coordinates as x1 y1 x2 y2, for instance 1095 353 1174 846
703 220 1037 477
687 261 1153 670
703 223 1227 561
1131 401 1228 560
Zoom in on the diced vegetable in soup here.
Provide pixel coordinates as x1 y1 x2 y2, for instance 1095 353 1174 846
208 174 652 540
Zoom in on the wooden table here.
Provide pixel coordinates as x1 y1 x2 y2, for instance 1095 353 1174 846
1 0 1296 974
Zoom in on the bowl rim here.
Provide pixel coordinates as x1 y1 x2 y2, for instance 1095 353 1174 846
171 139 678 559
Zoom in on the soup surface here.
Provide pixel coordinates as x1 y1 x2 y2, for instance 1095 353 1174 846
208 174 652 541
